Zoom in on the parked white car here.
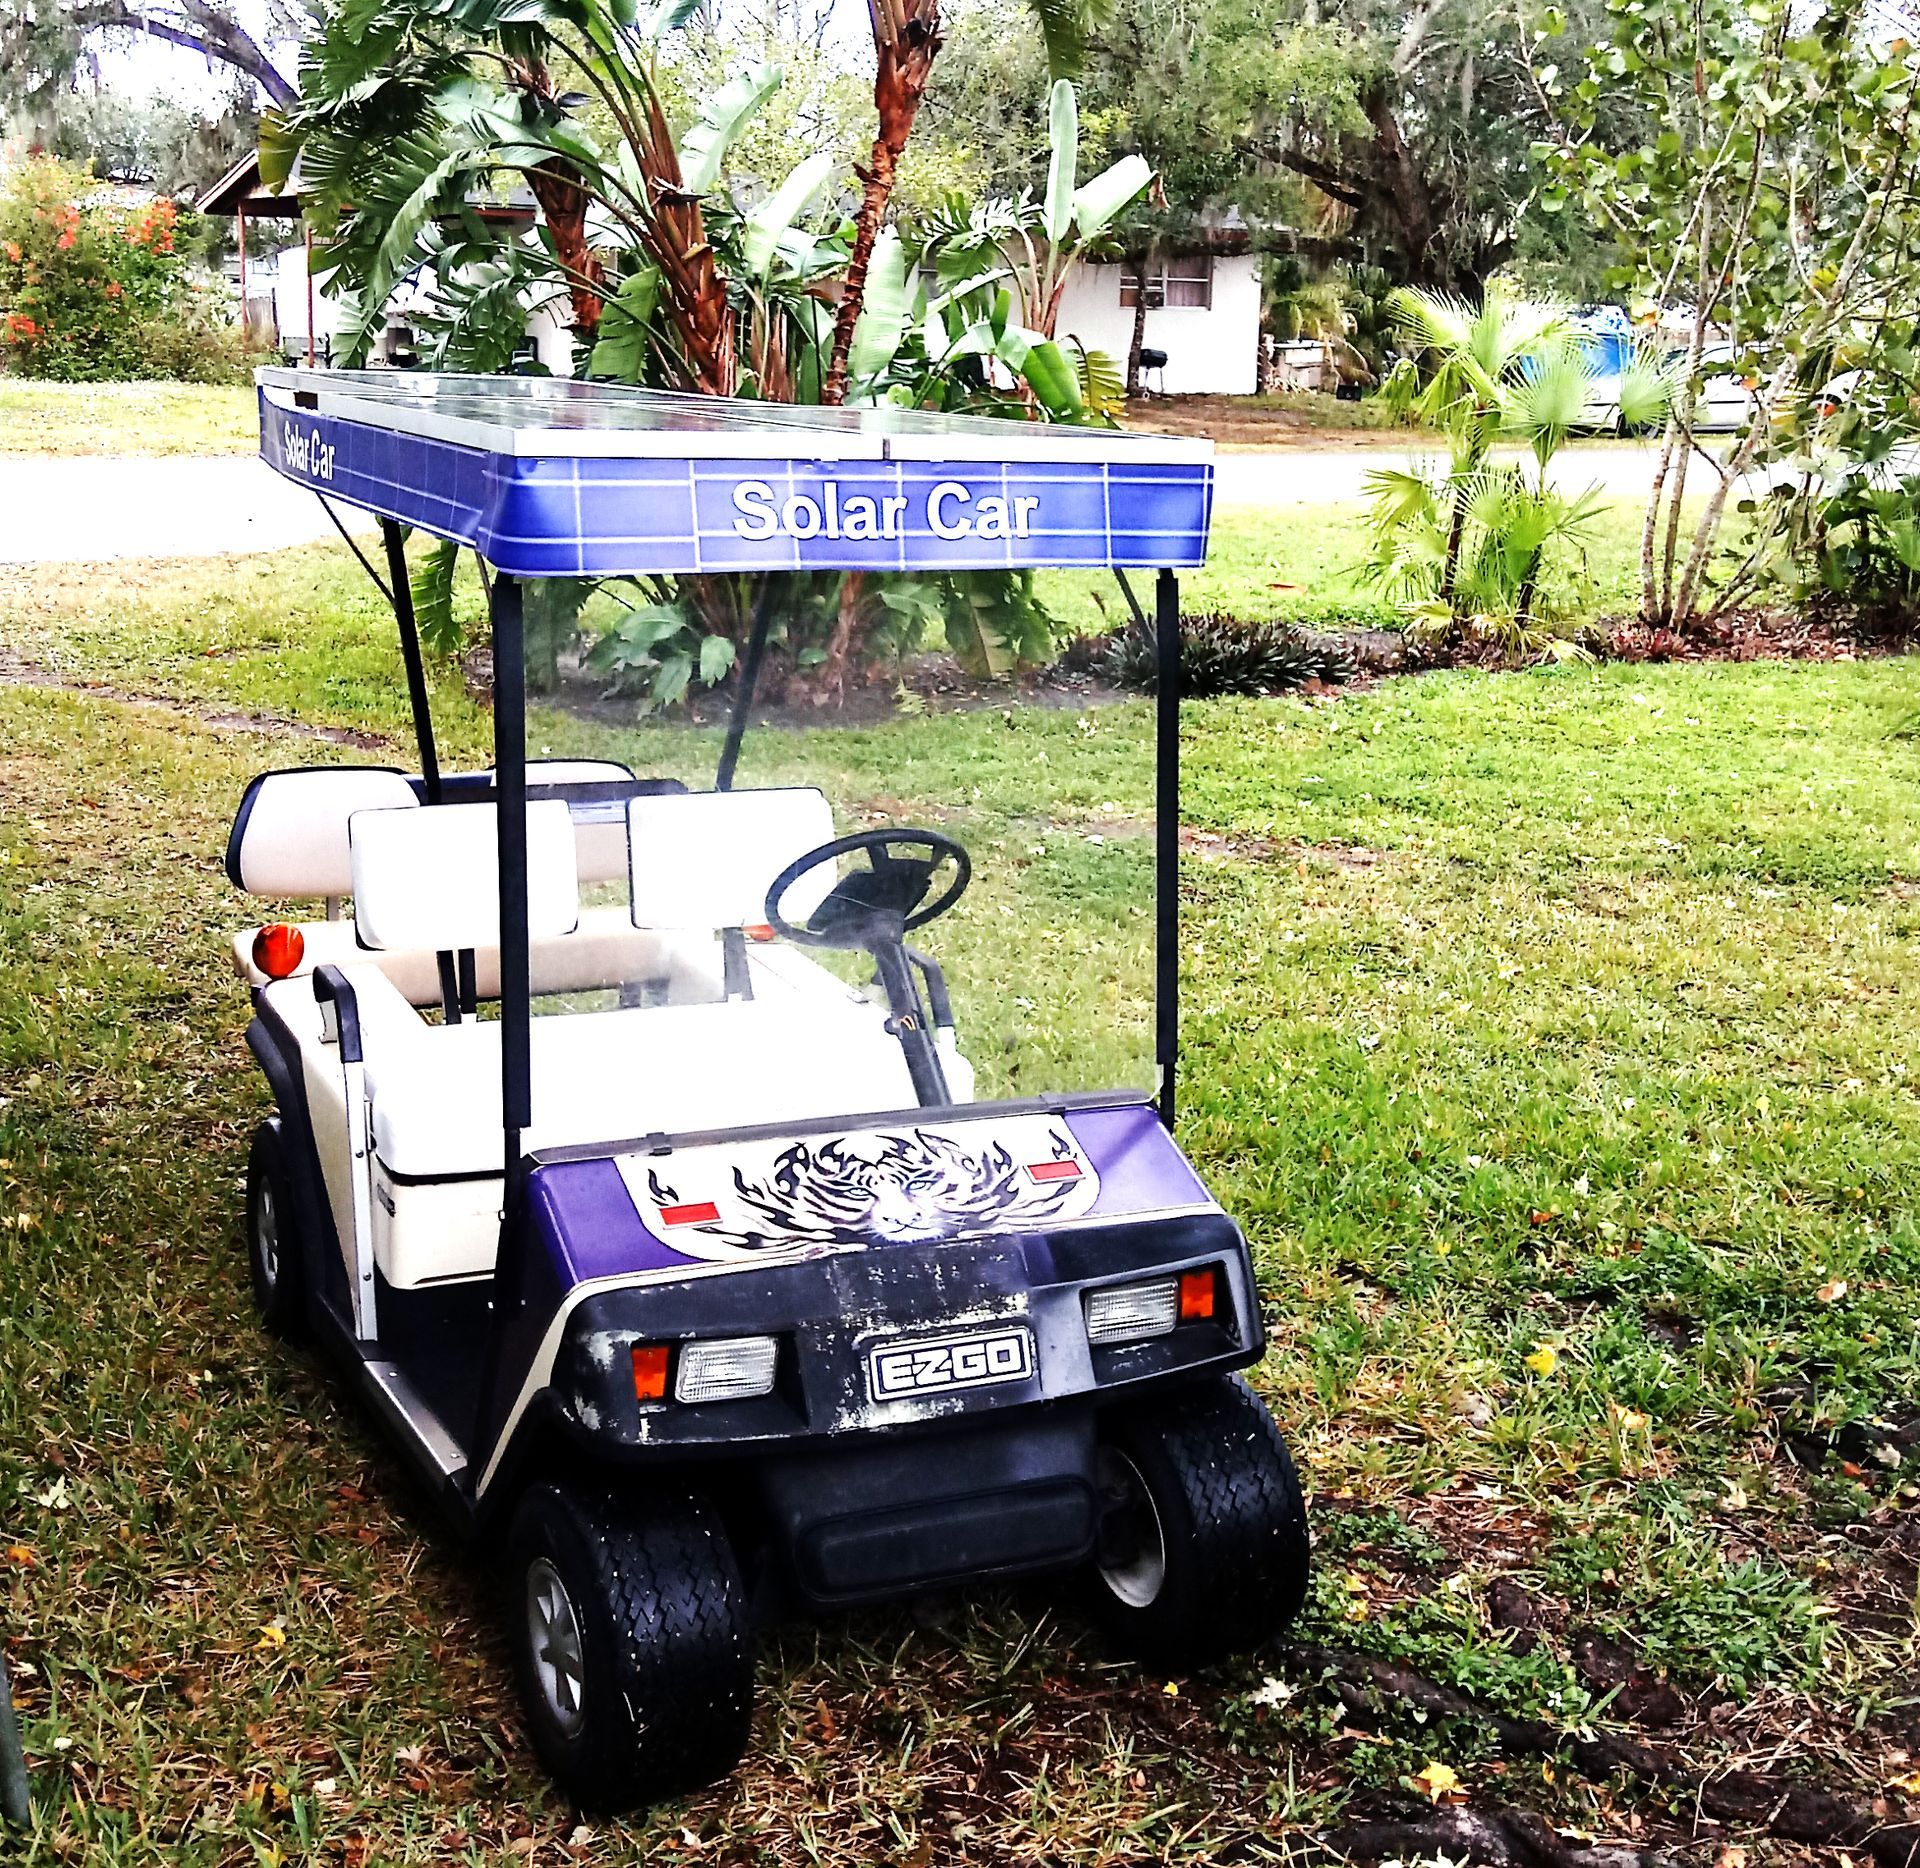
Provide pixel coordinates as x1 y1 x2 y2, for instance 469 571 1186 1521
1685 344 1760 432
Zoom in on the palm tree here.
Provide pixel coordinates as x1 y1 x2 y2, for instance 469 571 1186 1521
1364 290 1661 653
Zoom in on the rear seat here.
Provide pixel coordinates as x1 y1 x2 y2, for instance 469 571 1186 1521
225 761 682 1002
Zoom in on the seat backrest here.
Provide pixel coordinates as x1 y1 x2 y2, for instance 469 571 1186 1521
627 788 836 931
226 766 418 898
349 801 580 951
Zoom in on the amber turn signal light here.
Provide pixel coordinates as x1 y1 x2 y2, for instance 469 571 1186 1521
1178 1268 1217 1321
632 1343 670 1401
252 922 307 980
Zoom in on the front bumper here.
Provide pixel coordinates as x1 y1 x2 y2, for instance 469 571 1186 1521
544 1209 1261 1458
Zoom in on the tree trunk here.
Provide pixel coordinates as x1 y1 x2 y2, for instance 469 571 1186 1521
525 159 605 336
1125 251 1151 397
1361 84 1449 291
797 572 866 704
821 0 942 405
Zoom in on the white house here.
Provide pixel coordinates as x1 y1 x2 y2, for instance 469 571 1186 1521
1053 241 1263 397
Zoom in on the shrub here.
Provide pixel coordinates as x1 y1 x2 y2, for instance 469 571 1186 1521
1104 612 1355 697
0 155 252 384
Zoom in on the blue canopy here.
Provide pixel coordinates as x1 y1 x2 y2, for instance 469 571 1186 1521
257 369 1214 579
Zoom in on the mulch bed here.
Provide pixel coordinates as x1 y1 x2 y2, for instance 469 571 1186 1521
1589 606 1918 665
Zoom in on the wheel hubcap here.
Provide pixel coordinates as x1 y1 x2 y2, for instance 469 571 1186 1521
254 1177 280 1290
525 1558 588 1738
1095 1447 1167 1609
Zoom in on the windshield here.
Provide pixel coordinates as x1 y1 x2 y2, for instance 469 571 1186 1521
479 565 1159 1127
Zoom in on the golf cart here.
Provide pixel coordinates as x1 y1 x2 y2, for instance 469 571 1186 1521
235 369 1309 1808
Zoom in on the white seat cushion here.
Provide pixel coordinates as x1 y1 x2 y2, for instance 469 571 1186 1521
228 767 418 898
628 788 836 930
350 800 580 952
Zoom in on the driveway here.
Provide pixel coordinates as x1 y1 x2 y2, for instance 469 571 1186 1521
0 441 1679 564
0 455 376 564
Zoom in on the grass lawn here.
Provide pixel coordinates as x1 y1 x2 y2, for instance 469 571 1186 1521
0 382 257 457
2 542 1917 1864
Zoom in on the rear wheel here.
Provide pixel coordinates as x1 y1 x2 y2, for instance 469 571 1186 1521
506 1482 754 1811
245 1120 306 1340
1088 1375 1310 1670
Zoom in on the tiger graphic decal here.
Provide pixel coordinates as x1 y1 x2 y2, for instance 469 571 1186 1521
616 1117 1101 1263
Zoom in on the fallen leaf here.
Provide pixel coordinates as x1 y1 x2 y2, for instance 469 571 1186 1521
1524 1345 1558 1377
1715 1847 1748 1868
254 1621 287 1651
1414 1759 1462 1801
4 1545 33 1567
1817 1279 1848 1303
1891 1771 1920 1794
1162 1679 1181 1696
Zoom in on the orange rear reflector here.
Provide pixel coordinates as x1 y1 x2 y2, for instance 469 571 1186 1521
744 923 776 942
252 923 306 980
632 1344 670 1401
1178 1269 1216 1321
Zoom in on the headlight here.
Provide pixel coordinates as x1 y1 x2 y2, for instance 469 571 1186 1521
673 1335 780 1404
1085 1278 1180 1344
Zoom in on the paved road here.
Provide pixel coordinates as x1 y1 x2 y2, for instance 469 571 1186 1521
0 455 376 564
1211 441 1668 507
0 442 1675 564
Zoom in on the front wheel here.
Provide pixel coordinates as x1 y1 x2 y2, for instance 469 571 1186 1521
1087 1375 1310 1671
506 1483 754 1811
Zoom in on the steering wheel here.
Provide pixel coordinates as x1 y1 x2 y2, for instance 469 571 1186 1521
765 828 971 950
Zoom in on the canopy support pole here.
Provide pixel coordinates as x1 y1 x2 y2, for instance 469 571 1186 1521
715 579 777 792
469 569 532 1472
381 519 443 804
492 572 532 1237
1154 568 1180 1132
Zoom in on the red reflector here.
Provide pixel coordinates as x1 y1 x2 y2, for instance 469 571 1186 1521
251 923 306 980
632 1344 669 1401
658 1201 720 1228
1027 1160 1082 1183
1178 1269 1216 1321
743 923 776 942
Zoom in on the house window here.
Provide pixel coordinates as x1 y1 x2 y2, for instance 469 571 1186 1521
1119 253 1214 311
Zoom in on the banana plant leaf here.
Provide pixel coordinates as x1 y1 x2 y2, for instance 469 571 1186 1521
742 151 834 276
1070 154 1152 241
679 62 782 196
848 227 915 380
1043 80 1077 247
587 264 661 380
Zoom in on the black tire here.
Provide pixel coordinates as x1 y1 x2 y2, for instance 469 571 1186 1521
506 1482 754 1811
245 1119 307 1340
1088 1375 1310 1671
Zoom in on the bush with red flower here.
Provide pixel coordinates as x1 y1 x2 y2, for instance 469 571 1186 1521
0 155 252 383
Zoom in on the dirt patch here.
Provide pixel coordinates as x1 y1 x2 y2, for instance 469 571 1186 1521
1122 393 1431 452
0 652 390 748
